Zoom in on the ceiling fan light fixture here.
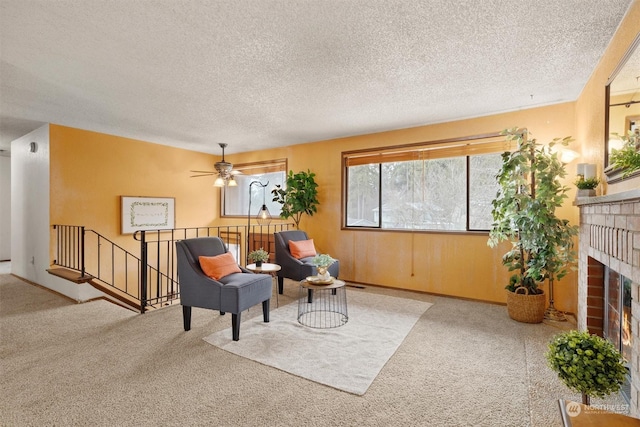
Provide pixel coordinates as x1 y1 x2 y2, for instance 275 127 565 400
213 143 238 187
191 143 241 186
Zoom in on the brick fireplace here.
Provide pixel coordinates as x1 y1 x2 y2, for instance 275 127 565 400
577 189 640 415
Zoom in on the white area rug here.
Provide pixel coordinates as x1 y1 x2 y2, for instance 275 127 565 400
203 290 432 395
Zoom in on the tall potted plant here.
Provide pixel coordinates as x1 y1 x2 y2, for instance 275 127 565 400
488 128 578 323
271 169 319 229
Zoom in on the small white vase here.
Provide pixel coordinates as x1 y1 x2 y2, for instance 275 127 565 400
316 266 331 281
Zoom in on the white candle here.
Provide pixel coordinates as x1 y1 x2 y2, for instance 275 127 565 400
584 164 596 179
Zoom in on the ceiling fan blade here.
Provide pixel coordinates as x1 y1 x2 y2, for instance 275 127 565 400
230 170 243 175
190 170 216 173
190 173 216 178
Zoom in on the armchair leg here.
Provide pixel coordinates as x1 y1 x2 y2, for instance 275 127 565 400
183 306 192 331
278 276 284 294
232 313 241 341
262 299 270 322
307 289 314 303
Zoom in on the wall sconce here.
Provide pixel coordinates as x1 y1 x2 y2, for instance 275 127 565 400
558 148 579 164
246 180 271 264
29 142 38 153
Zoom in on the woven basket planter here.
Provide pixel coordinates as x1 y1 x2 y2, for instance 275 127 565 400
506 287 546 324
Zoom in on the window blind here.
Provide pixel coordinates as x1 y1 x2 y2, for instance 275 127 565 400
234 158 287 175
343 133 517 166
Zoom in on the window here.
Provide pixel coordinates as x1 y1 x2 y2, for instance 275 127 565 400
343 134 513 231
222 159 287 217
468 153 504 230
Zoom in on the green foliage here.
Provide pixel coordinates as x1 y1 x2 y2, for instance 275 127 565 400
610 132 640 177
248 248 269 263
312 253 336 267
271 170 319 229
546 330 626 399
488 128 578 294
574 177 600 190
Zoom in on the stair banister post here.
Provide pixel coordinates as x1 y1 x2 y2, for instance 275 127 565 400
80 226 85 278
139 230 147 314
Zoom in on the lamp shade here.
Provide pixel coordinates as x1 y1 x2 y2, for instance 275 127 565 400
559 148 579 164
256 205 272 225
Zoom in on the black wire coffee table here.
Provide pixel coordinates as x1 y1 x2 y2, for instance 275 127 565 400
297 278 348 328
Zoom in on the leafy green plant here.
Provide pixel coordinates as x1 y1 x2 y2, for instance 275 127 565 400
248 248 269 263
312 253 336 267
574 176 600 190
546 330 626 405
271 170 319 229
488 128 578 294
610 132 640 177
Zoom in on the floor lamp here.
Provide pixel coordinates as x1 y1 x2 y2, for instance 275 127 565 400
246 180 271 265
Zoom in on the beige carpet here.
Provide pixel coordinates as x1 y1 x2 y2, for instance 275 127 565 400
204 291 431 395
0 272 629 426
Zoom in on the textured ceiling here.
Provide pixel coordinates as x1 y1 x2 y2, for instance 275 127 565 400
0 0 635 155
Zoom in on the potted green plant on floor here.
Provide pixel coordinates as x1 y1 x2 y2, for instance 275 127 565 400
271 169 320 229
546 330 626 405
248 248 269 267
488 128 578 323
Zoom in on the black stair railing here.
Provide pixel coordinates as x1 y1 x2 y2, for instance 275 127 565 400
53 225 144 305
52 224 87 278
134 223 294 311
53 223 294 313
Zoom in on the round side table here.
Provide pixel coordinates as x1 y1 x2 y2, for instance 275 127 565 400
297 278 348 328
246 263 281 306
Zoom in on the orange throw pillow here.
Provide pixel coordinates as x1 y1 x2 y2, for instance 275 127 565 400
199 253 241 280
289 239 316 259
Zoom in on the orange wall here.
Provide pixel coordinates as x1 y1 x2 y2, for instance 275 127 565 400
225 102 580 310
49 125 220 255
48 103 580 310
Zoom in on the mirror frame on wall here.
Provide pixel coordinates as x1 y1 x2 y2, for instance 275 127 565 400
604 32 640 183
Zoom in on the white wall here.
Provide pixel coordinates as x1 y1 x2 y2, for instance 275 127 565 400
10 125 102 300
0 155 10 260
11 125 53 284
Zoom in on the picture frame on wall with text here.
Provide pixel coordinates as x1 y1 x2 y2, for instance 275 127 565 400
121 196 175 234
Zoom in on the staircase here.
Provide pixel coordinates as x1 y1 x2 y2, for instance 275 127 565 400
47 267 146 311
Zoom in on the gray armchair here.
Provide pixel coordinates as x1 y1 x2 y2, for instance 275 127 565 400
176 237 272 341
274 230 340 294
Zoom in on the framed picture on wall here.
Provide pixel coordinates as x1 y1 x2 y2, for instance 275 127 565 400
121 196 175 234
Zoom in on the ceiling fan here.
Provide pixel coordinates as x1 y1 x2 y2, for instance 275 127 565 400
190 143 241 187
